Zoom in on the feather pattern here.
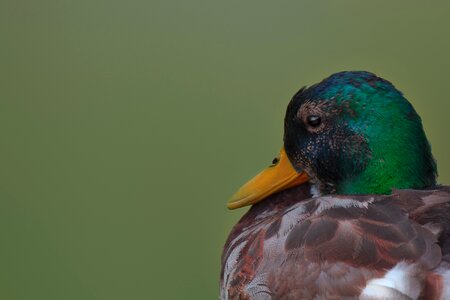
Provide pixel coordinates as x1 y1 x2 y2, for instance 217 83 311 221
221 185 450 300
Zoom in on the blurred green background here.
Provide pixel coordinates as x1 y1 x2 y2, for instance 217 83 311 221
1 1 449 299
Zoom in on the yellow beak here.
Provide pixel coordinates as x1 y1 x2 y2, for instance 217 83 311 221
227 147 309 209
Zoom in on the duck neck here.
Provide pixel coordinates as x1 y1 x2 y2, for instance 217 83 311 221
335 132 437 195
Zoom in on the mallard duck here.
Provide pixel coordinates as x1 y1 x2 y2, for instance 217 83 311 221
221 71 450 300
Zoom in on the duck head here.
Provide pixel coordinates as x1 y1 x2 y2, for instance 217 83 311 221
228 71 437 209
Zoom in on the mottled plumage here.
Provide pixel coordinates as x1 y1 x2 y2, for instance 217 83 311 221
221 185 450 299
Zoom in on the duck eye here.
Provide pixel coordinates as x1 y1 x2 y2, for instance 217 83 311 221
306 115 321 127
271 157 280 165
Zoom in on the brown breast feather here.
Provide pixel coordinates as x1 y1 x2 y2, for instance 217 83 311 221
221 185 450 300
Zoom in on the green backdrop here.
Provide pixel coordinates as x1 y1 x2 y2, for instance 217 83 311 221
1 1 449 299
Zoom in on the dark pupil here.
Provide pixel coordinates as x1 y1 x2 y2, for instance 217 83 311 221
272 157 279 165
307 115 321 127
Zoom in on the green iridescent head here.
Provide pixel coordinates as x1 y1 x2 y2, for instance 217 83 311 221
284 71 437 195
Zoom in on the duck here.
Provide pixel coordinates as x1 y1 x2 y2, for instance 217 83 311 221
220 71 450 300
